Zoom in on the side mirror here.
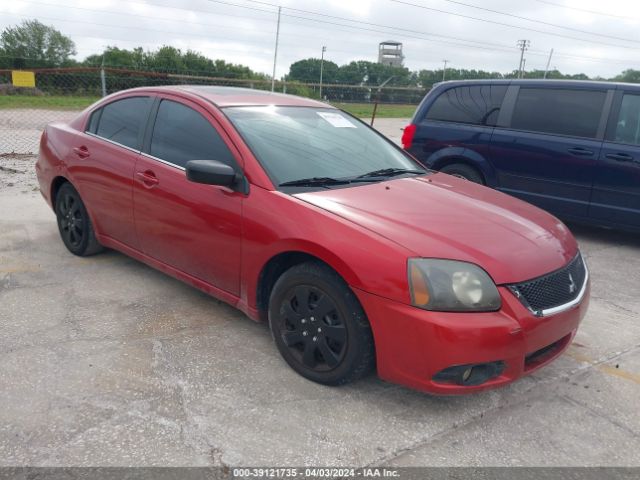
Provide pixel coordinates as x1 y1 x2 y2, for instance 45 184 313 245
186 160 238 187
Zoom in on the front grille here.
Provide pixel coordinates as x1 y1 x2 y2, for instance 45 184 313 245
509 253 587 316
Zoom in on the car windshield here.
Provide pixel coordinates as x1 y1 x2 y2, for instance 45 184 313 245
223 106 424 187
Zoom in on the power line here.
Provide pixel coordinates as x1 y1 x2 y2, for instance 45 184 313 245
389 0 640 51
2 2 637 72
14 0 640 65
534 0 639 21
203 0 529 52
437 0 640 44
204 0 640 62
14 0 534 58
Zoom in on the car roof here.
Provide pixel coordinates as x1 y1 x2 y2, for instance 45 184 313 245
131 85 333 108
432 79 640 90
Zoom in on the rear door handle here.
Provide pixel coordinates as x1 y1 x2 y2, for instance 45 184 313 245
73 146 90 159
567 147 594 156
605 153 634 162
135 170 159 188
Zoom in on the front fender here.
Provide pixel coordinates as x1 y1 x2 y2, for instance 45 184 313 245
240 188 414 316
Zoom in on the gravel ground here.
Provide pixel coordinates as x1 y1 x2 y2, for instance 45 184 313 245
0 154 39 192
0 109 79 154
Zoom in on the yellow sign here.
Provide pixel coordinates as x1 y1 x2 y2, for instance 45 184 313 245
11 71 36 88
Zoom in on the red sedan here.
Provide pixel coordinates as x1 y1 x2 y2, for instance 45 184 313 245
36 86 590 394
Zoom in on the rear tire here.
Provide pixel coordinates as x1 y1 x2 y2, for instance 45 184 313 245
440 163 484 184
55 183 104 256
268 262 375 386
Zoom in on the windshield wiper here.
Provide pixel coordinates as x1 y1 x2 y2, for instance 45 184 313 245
355 168 426 179
279 177 351 188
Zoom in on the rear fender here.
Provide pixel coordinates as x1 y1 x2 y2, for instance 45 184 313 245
430 148 497 187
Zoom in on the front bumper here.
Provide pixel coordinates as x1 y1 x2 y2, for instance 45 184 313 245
354 281 590 395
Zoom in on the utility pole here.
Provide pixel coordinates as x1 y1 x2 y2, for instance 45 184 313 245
271 6 281 92
517 40 530 79
442 59 449 82
319 46 326 100
100 53 107 97
543 48 554 79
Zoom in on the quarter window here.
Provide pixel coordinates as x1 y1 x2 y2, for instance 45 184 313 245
426 85 508 126
149 100 236 169
511 88 606 138
87 109 101 134
614 94 640 145
94 96 151 149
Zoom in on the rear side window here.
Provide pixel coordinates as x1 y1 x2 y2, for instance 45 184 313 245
149 100 236 169
95 96 151 149
426 85 508 126
614 94 640 145
511 88 606 138
87 109 101 134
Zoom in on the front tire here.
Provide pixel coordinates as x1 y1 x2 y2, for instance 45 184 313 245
55 182 103 256
268 262 375 386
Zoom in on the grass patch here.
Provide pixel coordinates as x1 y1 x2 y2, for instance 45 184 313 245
0 95 99 110
332 102 417 118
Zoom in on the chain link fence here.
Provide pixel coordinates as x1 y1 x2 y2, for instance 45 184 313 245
0 67 427 155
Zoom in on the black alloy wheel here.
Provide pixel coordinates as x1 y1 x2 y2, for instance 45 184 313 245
55 182 103 256
269 262 375 386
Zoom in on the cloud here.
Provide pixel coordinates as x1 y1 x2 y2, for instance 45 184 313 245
2 0 639 77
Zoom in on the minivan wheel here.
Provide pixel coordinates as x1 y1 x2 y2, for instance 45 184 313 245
55 183 104 256
268 262 375 386
440 163 484 184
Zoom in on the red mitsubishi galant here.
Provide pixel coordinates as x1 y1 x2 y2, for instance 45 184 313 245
36 86 590 394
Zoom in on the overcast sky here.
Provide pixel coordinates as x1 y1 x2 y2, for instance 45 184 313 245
2 0 640 78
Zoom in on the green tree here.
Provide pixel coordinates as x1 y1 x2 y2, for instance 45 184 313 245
613 69 640 83
287 58 339 84
84 46 146 69
0 20 76 68
337 61 369 84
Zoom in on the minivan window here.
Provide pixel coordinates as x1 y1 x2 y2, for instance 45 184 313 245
511 88 606 138
94 97 151 149
426 85 508 126
614 94 640 145
150 100 236 169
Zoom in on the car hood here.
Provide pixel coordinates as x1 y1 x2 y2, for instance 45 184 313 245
294 173 578 285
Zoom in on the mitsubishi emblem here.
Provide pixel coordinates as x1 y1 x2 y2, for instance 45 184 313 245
568 273 577 294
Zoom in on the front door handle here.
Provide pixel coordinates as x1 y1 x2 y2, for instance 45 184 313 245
73 146 90 159
567 147 594 156
136 170 159 188
605 153 634 162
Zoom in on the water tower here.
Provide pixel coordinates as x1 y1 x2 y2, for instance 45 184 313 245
378 41 404 67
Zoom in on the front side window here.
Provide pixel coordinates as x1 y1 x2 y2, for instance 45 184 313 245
150 100 236 169
614 94 640 145
224 106 422 186
511 88 606 138
94 96 151 149
426 85 508 126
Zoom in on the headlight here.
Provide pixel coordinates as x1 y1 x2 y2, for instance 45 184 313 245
408 258 501 312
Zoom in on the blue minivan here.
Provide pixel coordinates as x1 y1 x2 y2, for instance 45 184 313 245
402 79 640 232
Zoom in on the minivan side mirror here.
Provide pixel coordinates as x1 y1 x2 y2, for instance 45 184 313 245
186 160 238 187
